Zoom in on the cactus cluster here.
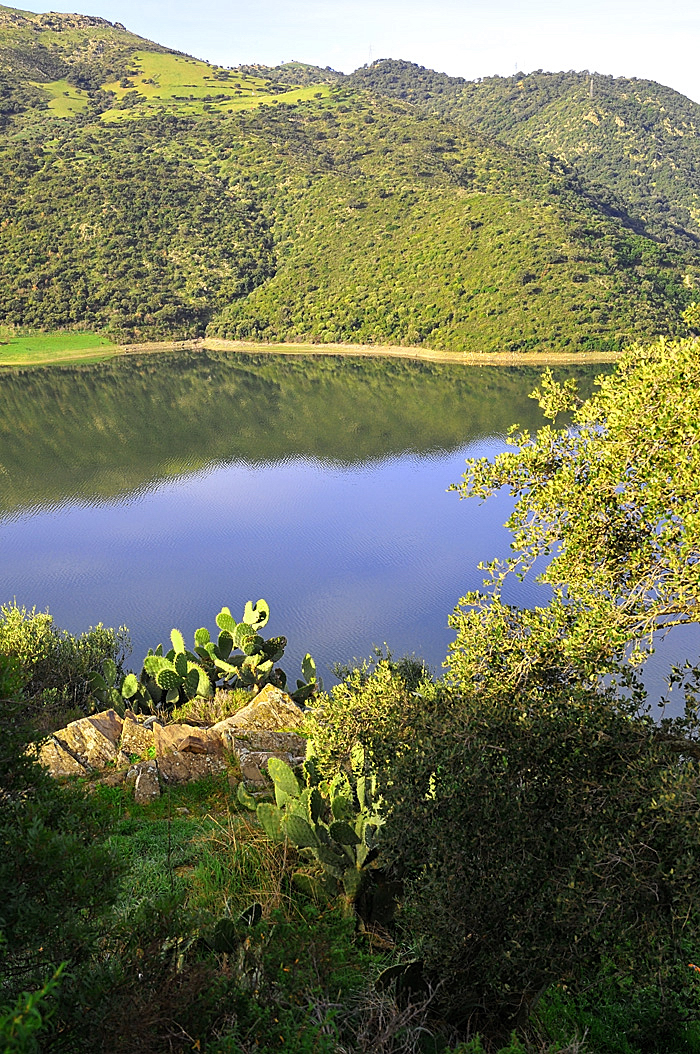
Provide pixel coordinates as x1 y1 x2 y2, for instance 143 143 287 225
193 601 320 704
89 600 320 716
238 744 383 910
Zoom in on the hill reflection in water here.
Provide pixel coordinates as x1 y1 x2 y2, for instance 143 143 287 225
8 351 674 698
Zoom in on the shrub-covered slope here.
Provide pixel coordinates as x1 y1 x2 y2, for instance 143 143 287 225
0 5 698 351
347 60 700 251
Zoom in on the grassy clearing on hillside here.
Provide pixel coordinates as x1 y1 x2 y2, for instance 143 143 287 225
0 330 114 366
98 50 333 121
29 78 88 115
0 331 622 369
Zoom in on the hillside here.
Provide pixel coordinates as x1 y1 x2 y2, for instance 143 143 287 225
347 61 700 252
0 5 698 352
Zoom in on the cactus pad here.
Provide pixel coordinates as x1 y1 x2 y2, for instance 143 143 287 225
216 607 237 634
283 813 319 849
156 667 181 691
243 598 270 629
257 803 284 843
267 757 301 799
122 672 140 698
170 628 186 653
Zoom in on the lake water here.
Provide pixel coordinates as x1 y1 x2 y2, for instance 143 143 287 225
0 350 692 710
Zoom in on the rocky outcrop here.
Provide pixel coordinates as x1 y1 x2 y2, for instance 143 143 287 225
36 709 125 775
34 684 309 799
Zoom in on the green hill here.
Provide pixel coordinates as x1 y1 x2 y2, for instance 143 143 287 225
347 60 700 252
0 5 698 353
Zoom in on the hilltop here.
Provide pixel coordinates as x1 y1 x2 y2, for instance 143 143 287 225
0 4 698 352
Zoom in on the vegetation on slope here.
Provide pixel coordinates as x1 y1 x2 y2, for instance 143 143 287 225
348 60 700 251
0 5 698 351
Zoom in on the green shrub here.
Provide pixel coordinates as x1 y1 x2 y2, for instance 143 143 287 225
0 651 24 700
352 674 700 1040
0 600 129 715
0 966 65 1054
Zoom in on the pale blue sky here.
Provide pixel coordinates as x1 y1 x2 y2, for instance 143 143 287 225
15 0 700 103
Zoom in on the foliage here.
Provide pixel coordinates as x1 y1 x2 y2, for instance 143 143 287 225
536 977 700 1054
91 599 320 716
348 60 700 252
0 965 65 1054
305 654 420 776
335 668 700 1040
0 600 129 716
0 9 695 351
448 335 700 700
0 689 123 1023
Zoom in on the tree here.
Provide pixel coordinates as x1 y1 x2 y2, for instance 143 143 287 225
448 335 700 708
329 336 700 1038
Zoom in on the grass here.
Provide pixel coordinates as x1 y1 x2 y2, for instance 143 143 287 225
98 50 334 122
0 330 115 366
28 77 89 115
0 329 622 370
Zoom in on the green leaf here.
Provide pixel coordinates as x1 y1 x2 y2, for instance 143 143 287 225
257 803 285 842
342 868 362 899
243 599 270 629
301 653 317 683
330 821 362 846
237 782 257 811
283 813 319 849
121 672 140 699
216 607 237 634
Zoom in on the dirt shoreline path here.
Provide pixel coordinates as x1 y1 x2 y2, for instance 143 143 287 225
3 337 623 369
114 337 622 367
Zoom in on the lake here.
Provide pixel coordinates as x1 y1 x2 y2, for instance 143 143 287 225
0 350 691 709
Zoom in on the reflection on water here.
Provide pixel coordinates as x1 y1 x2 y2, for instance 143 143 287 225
3 350 683 709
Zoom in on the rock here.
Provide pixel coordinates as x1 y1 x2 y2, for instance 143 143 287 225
236 748 304 785
158 751 227 786
120 712 155 759
232 729 307 757
51 709 123 770
88 709 123 746
35 737 90 778
125 758 156 786
134 761 161 805
237 750 265 783
177 731 224 756
153 721 206 758
213 683 305 749
94 767 129 788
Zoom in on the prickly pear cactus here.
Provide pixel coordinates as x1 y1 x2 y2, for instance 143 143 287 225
89 598 318 718
240 750 384 912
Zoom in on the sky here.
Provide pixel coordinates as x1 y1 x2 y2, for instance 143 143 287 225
14 0 700 104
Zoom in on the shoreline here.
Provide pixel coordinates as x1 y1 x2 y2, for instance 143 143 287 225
1 336 623 369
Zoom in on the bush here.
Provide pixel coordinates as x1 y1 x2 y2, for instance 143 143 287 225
0 601 129 718
350 672 700 1040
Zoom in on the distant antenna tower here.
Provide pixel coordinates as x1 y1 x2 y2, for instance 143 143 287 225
590 75 594 98
368 45 373 66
